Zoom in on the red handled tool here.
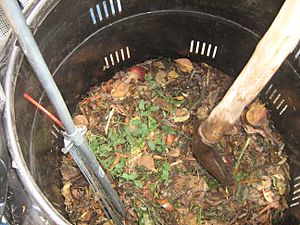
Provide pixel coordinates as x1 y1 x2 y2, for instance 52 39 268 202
23 93 64 128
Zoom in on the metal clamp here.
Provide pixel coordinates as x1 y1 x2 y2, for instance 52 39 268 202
61 126 87 154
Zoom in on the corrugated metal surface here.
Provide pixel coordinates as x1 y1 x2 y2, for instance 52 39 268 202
0 0 34 46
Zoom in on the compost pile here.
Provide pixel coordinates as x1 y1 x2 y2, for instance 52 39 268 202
60 58 290 225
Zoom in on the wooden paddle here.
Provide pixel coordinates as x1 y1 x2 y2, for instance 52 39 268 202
192 0 300 185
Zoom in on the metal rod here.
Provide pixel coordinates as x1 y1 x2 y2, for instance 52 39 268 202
0 0 124 218
69 146 123 225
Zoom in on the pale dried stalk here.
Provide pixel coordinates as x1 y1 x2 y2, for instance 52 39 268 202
199 0 300 144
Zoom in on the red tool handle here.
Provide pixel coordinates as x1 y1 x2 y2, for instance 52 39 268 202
23 93 64 128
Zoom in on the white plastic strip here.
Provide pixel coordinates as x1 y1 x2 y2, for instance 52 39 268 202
115 51 120 63
116 0 122 12
89 8 97 24
201 42 206 55
96 4 103 21
102 1 109 18
195 41 200 54
206 44 212 57
109 0 116 16
212 46 218 59
189 40 194 53
126 46 130 58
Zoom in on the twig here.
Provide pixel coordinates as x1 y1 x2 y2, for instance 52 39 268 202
109 153 129 171
240 178 264 185
190 97 203 111
104 108 114 135
206 67 211 87
133 193 165 225
258 202 278 215
235 137 252 170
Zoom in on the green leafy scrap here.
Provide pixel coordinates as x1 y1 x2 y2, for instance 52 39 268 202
160 162 171 181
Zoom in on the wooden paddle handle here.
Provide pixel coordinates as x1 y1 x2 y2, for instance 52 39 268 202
199 0 300 144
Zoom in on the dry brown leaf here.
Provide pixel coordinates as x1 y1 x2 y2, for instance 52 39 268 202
196 105 209 120
170 160 183 167
168 70 180 81
80 93 101 105
175 58 194 73
155 70 167 87
174 108 190 123
246 103 268 127
102 80 114 94
62 182 73 206
73 115 89 127
272 174 287 195
153 61 165 69
262 125 283 146
60 163 81 181
88 114 100 128
258 201 279 215
111 80 130 98
252 176 272 191
204 220 226 225
174 176 209 199
111 104 128 116
153 97 172 111
182 156 196 161
156 198 174 211
142 182 155 200
174 95 185 101
165 134 176 146
243 125 265 136
153 155 165 160
78 211 92 222
166 148 180 157
129 117 140 133
127 152 143 170
263 189 275 203
137 154 156 171
71 188 81 200
102 221 114 225
109 154 121 171
177 209 199 225
90 99 103 110
125 71 139 83
183 214 198 225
